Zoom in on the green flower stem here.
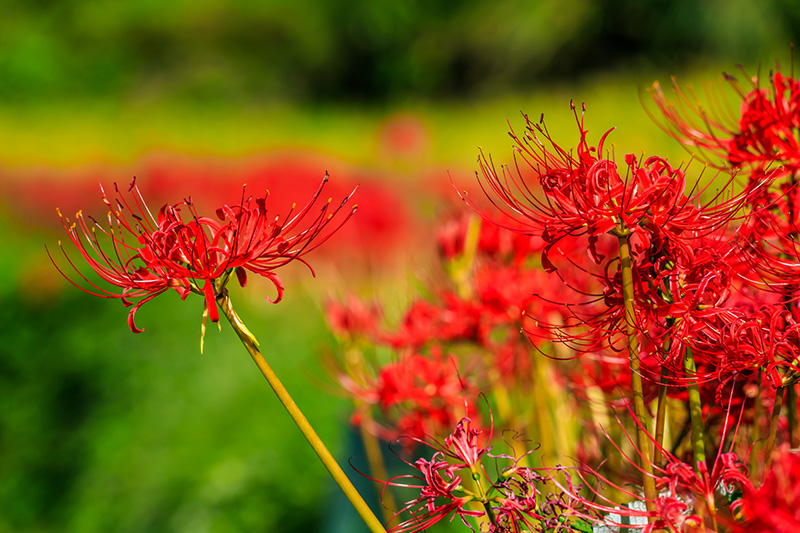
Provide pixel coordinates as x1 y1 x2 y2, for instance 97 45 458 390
217 291 387 533
614 226 657 513
653 318 675 469
683 346 706 472
359 420 398 525
482 500 498 528
788 385 799 449
765 386 785 469
653 365 670 469
749 372 764 476
471 470 497 527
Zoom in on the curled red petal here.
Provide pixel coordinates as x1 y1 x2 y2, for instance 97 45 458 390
263 271 284 304
126 291 165 333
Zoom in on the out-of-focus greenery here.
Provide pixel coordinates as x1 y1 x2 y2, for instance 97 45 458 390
0 0 792 103
0 255 352 532
0 69 725 169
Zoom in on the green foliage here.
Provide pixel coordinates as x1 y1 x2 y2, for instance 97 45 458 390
0 0 791 103
0 271 349 532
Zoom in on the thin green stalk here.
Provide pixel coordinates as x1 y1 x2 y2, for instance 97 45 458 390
217 291 387 533
788 384 799 449
359 421 397 525
653 318 674 469
749 371 763 476
614 226 657 513
683 346 706 472
765 386 785 469
482 501 498 528
470 467 497 527
653 365 670 469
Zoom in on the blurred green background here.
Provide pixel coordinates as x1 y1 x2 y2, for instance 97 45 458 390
0 1 794 532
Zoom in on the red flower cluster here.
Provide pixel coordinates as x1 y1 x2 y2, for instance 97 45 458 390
50 176 355 332
373 351 478 443
549 411 754 533
380 416 597 533
650 67 800 175
326 211 565 445
327 55 800 533
458 101 796 415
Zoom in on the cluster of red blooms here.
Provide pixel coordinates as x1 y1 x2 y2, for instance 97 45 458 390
324 57 800 533
373 416 595 533
463 101 788 398
324 208 581 446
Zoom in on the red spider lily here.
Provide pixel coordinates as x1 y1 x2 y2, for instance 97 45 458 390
49 176 356 332
436 212 542 264
474 263 547 324
736 190 800 309
549 409 753 533
444 417 486 470
692 305 800 404
636 240 742 381
458 104 772 371
649 66 800 175
737 445 800 532
387 453 485 533
488 467 552 533
460 104 763 265
380 294 486 349
344 350 481 444
372 417 492 533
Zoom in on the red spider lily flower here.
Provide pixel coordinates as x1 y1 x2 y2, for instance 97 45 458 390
333 348 481 445
381 294 485 349
458 104 772 368
634 240 742 383
374 351 480 443
49 176 356 332
488 467 552 532
444 417 486 470
649 66 800 175
694 305 800 403
474 263 547 324
549 407 753 532
378 418 492 532
384 452 484 533
460 103 764 269
736 188 800 309
737 445 800 532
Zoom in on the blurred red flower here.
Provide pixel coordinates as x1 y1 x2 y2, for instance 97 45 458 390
738 446 800 532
